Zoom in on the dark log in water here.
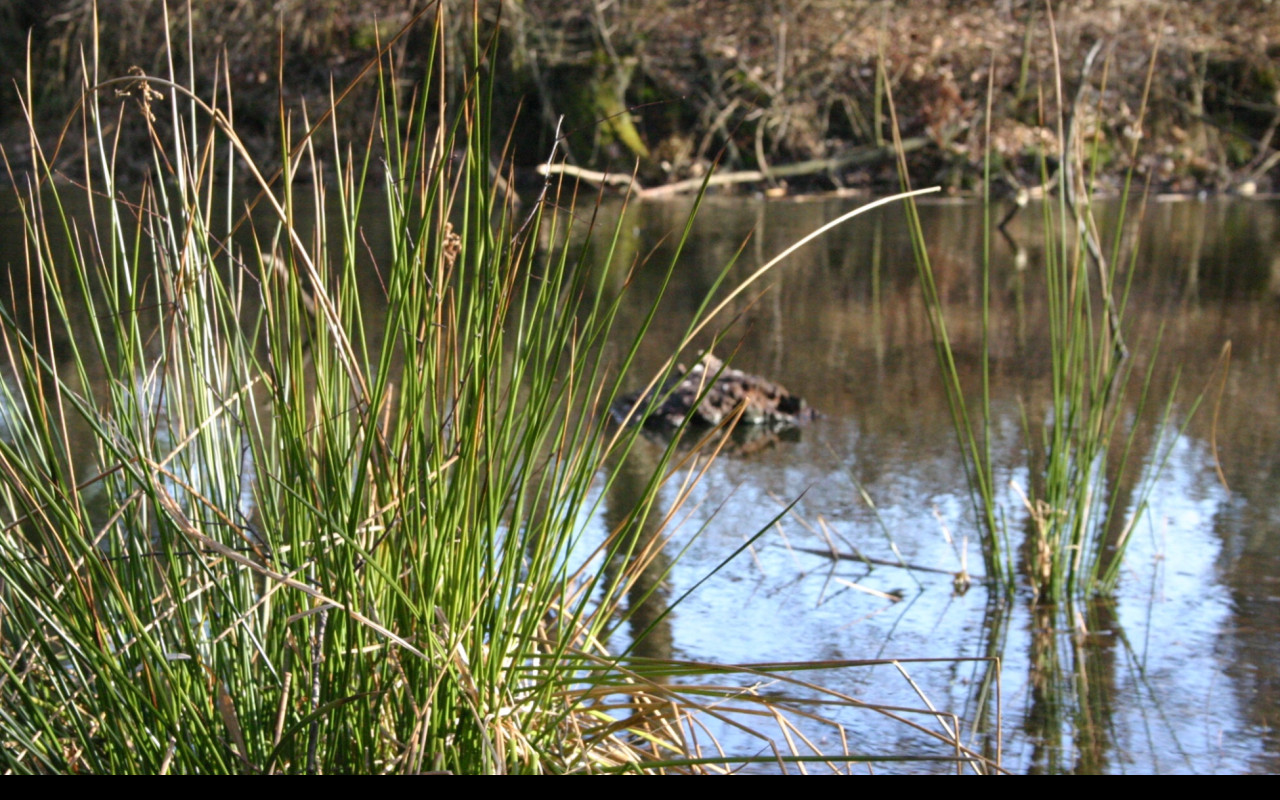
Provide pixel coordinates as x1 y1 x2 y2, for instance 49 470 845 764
615 352 816 431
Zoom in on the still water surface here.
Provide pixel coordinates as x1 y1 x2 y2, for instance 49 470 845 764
576 194 1279 774
2 189 1276 773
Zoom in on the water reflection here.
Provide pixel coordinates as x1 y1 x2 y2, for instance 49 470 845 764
582 194 1280 773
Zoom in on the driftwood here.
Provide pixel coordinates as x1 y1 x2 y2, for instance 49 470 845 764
790 545 986 591
614 352 815 431
536 137 929 198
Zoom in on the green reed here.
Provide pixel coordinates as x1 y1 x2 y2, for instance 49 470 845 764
0 5 697 773
889 28 1209 601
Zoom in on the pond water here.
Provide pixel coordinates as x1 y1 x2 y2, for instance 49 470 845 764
572 194 1280 774
2 187 1276 773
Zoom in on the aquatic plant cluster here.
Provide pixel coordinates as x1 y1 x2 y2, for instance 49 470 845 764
0 8 665 775
888 8 1214 601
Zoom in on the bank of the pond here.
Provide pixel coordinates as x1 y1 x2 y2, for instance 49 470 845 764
3 2 1277 195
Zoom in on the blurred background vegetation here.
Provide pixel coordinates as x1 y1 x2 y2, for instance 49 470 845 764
2 0 1278 194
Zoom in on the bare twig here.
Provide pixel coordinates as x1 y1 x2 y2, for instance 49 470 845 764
1059 37 1128 361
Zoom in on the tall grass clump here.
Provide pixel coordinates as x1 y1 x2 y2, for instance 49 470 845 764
0 5 993 775
0 4 694 774
889 22 1209 601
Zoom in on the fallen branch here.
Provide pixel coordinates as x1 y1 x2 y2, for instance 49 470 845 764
792 545 986 586
536 137 931 198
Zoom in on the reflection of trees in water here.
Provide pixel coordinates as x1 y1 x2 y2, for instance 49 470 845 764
600 434 675 663
1215 430 1280 774
597 420 809 664
1022 600 1126 775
